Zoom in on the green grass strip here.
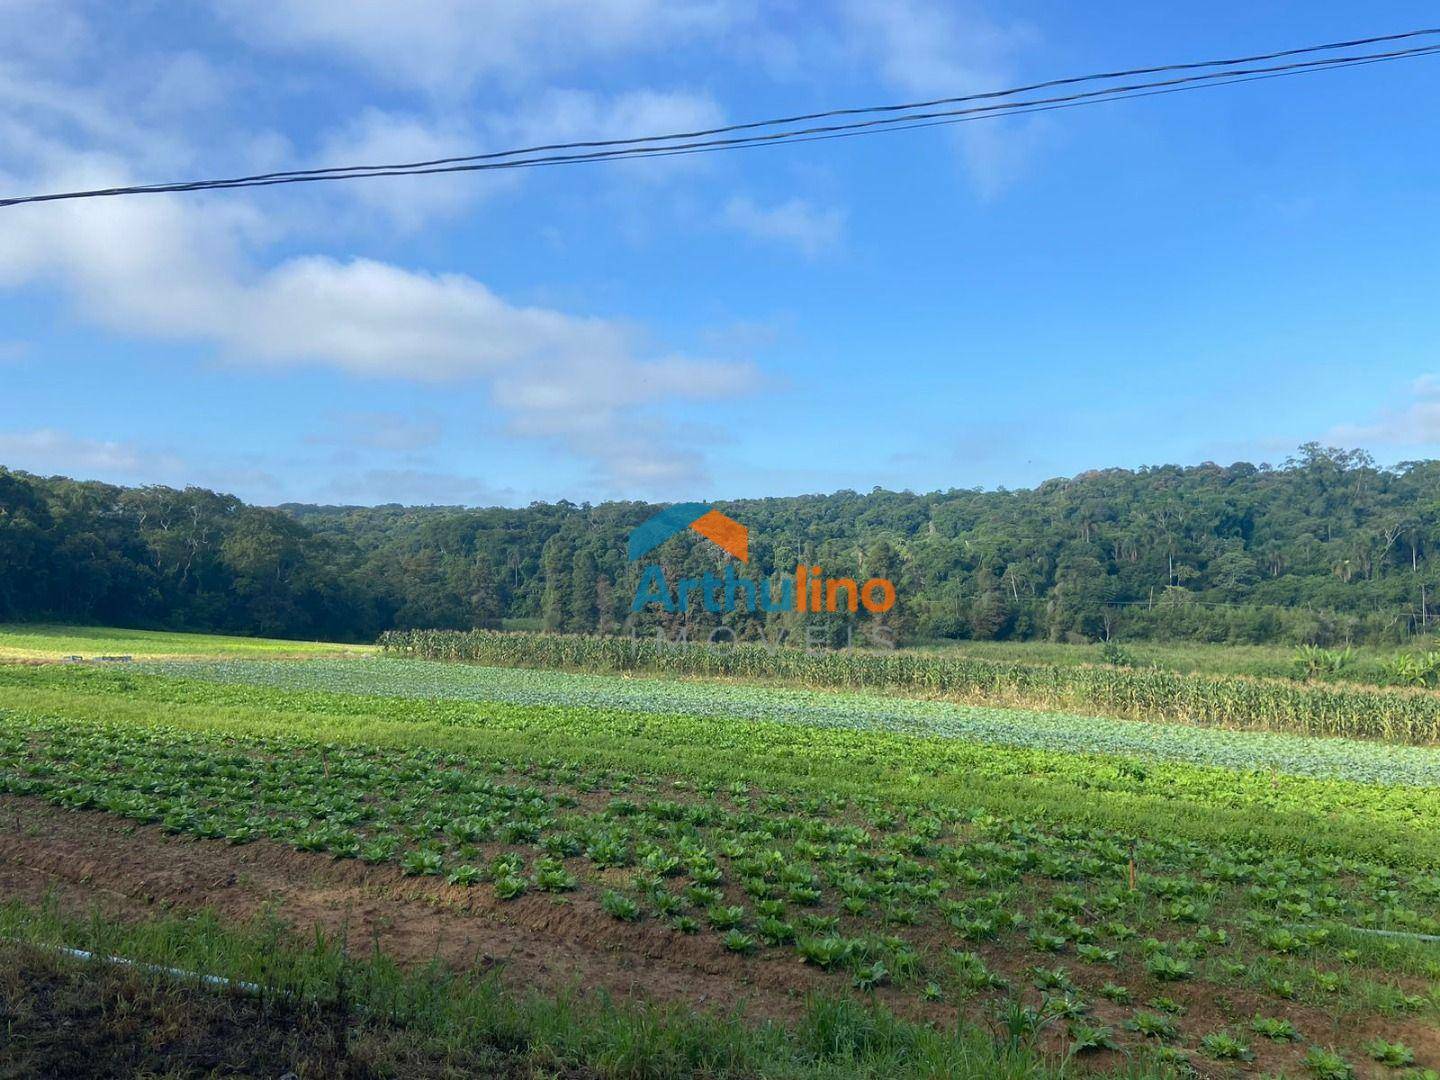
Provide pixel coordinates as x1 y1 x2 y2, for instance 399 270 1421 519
0 895 1160 1079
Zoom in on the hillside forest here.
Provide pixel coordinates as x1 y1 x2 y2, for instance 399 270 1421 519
3 444 1439 647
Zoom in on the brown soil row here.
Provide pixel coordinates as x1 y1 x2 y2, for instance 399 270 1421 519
1 795 1434 1078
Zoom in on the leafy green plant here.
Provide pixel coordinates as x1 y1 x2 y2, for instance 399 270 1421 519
492 873 528 900
1098 641 1134 667
1145 953 1193 981
1364 1039 1415 1067
1302 1045 1356 1079
1076 944 1116 964
1066 1021 1118 1054
1294 645 1356 680
1028 931 1067 953
534 859 577 892
1030 966 1075 992
685 885 723 907
600 891 641 921
723 930 756 954
400 848 444 877
1380 652 1440 688
852 961 889 990
1251 1015 1299 1041
446 864 482 886
707 904 745 930
1126 1011 1178 1041
796 936 851 969
1200 1030 1254 1061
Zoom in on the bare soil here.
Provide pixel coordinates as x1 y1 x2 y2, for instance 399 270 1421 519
1 795 1435 1078
0 795 832 1025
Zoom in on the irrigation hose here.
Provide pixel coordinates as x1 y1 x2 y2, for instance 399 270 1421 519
2 936 266 994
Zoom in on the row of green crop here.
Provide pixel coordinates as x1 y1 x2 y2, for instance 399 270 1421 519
136 658 1440 788
378 630 1440 744
6 665 1437 865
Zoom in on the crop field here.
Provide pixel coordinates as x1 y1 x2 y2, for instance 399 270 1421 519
0 622 376 661
0 631 1437 1077
909 640 1414 685
140 658 1440 788
380 630 1440 743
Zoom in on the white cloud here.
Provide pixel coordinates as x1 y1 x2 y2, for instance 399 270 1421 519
843 0 1007 92
0 3 756 496
1326 376 1440 447
839 0 1042 196
723 195 844 256
135 51 237 121
0 2 92 71
309 411 444 452
0 427 293 498
0 428 185 479
1411 374 1440 399
0 13 243 182
0 63 187 178
214 0 740 94
0 161 755 492
495 87 728 190
301 89 725 231
311 109 508 230
320 467 510 506
497 87 724 146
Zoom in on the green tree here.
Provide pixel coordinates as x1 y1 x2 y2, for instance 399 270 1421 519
569 549 598 632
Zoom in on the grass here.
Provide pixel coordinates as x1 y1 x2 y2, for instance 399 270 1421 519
2 621 1430 681
0 898 1091 1080
0 622 375 661
0 621 1429 685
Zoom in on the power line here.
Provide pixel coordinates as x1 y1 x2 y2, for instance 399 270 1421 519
139 44 1440 187
88 25 1440 186
222 44 1435 184
7 40 1437 205
3 28 1438 209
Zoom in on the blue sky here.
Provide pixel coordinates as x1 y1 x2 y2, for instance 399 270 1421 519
2 2 1439 507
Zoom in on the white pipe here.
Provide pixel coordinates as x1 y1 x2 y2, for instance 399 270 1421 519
1336 926 1440 943
7 937 266 994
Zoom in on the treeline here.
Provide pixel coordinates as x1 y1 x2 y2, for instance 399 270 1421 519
5 443 1440 645
0 470 380 641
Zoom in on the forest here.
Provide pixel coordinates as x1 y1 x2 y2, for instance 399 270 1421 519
3 443 1439 646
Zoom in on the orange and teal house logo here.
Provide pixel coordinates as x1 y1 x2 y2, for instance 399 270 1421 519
627 502 748 563
628 503 894 615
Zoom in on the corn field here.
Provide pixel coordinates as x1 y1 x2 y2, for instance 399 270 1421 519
379 629 1440 745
